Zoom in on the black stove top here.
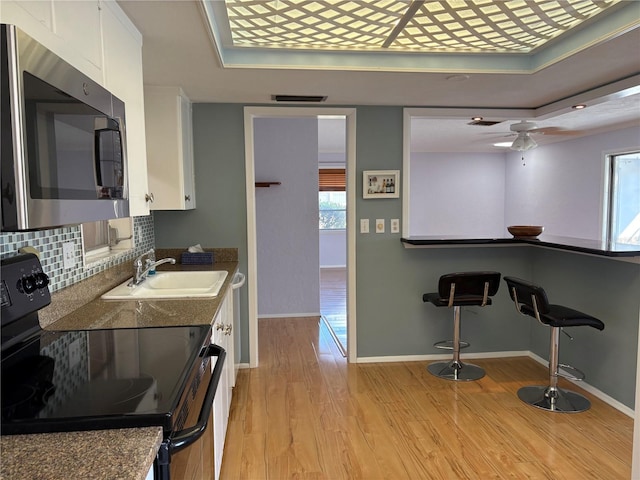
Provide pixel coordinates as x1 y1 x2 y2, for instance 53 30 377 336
1 322 213 435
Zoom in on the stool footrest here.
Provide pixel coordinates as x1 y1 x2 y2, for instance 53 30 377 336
433 340 470 350
555 363 586 382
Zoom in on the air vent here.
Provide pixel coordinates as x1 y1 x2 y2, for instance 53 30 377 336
468 119 502 126
271 94 327 103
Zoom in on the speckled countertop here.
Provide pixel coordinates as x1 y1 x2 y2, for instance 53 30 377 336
0 248 239 480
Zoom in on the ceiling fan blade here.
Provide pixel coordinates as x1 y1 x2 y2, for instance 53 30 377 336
528 126 583 135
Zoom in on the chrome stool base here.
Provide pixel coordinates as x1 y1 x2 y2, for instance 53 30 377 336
427 360 485 381
517 385 591 413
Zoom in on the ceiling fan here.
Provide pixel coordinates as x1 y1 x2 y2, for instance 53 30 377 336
506 121 579 151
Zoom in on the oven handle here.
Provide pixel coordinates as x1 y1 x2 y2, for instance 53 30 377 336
169 344 226 454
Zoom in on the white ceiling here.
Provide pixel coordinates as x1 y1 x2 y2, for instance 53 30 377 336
117 1 640 152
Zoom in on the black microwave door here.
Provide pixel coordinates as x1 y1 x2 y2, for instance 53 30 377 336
22 72 124 201
94 118 124 199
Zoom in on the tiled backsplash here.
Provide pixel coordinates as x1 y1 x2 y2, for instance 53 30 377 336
1 216 155 292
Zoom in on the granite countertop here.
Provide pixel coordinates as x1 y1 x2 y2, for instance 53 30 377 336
0 428 163 480
0 248 239 480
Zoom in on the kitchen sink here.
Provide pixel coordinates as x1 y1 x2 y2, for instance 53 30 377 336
101 271 228 300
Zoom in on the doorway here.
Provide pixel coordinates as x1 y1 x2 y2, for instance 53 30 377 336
318 116 348 354
244 107 357 366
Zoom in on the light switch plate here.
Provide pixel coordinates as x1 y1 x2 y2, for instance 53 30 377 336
360 218 369 233
391 218 400 233
376 219 385 233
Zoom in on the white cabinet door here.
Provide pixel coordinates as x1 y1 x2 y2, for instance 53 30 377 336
101 1 150 217
145 86 196 210
223 292 236 390
211 308 228 480
0 0 103 84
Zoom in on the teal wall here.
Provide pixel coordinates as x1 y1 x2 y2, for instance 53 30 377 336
154 103 640 409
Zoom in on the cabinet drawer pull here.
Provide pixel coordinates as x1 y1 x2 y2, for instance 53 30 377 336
145 192 155 203
185 195 191 202
224 324 232 335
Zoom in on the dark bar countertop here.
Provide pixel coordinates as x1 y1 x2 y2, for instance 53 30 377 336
401 234 640 258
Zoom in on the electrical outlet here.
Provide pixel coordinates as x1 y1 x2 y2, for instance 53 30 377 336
391 218 400 233
360 218 369 233
62 242 75 270
69 338 81 368
376 219 385 233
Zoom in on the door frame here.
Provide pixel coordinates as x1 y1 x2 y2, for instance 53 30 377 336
244 106 357 366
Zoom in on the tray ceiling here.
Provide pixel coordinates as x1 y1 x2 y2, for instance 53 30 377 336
224 0 621 54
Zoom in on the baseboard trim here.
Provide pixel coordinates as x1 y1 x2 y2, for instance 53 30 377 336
356 350 529 364
355 350 634 418
257 313 321 319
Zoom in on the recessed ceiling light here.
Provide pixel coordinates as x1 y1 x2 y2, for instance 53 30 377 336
471 116 483 121
572 104 587 109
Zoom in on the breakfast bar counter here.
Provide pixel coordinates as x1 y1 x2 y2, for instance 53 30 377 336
401 234 640 259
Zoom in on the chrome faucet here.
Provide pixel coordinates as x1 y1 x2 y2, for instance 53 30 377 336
131 249 176 286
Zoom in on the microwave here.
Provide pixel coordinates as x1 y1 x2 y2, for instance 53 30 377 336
1 24 129 231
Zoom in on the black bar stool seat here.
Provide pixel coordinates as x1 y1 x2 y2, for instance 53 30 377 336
423 271 501 381
504 276 605 413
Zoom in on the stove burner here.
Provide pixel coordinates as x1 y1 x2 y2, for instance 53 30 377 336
1 355 56 421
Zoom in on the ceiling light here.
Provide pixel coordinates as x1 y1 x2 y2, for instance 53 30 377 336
493 142 513 148
511 132 537 152
572 104 587 109
471 116 483 121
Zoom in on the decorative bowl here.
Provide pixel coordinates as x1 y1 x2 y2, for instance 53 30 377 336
507 225 544 238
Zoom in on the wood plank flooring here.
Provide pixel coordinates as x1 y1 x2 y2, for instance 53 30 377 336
220 316 633 479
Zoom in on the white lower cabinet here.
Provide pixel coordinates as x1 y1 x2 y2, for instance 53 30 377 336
211 290 235 480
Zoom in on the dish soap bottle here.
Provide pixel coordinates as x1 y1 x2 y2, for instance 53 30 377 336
147 250 156 275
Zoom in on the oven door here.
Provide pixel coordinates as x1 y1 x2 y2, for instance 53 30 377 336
154 344 225 480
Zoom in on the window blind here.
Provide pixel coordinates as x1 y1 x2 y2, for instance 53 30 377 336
319 168 346 191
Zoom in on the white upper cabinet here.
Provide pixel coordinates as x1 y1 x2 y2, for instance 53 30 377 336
0 0 151 217
0 0 103 84
144 86 196 210
101 1 151 216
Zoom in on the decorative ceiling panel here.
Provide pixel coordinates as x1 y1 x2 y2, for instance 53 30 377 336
224 0 621 53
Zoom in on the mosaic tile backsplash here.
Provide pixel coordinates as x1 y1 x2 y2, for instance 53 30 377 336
1 215 155 292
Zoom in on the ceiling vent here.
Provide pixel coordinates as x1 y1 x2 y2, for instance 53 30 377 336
468 119 503 126
271 94 327 102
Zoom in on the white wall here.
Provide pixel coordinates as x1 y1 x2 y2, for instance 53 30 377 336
409 126 640 239
319 230 346 267
409 152 506 236
505 126 639 239
255 117 320 317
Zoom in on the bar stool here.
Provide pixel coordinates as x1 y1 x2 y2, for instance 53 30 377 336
504 276 605 413
423 271 501 381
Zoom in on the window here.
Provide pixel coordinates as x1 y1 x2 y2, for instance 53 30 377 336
81 217 134 264
606 151 640 246
319 168 346 230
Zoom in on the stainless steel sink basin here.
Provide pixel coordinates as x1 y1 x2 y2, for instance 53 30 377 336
101 271 228 300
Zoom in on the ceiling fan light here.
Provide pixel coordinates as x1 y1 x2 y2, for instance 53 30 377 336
511 132 537 151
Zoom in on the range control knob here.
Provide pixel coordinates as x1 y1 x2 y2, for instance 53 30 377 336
35 272 50 289
20 275 37 294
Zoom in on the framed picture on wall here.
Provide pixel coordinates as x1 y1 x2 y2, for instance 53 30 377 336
363 170 400 199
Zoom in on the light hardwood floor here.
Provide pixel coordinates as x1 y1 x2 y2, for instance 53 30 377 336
220 317 633 479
